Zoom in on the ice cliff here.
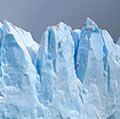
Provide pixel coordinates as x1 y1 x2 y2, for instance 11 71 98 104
0 18 120 119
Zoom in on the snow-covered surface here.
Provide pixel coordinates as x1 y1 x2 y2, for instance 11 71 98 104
0 18 120 119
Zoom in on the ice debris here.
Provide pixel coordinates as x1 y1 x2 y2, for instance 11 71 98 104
0 18 120 119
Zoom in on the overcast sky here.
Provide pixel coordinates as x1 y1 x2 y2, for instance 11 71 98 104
0 0 119 42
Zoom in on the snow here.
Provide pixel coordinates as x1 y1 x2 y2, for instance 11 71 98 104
0 18 120 119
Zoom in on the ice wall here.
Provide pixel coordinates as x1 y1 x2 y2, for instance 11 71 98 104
0 18 120 119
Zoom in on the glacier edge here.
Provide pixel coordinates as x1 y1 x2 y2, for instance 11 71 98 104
0 18 120 119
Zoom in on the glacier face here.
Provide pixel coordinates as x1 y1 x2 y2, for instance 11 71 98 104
0 18 120 119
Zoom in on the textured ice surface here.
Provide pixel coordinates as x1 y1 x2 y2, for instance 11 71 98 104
0 18 120 119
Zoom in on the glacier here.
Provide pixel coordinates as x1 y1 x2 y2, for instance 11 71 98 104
0 18 120 119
